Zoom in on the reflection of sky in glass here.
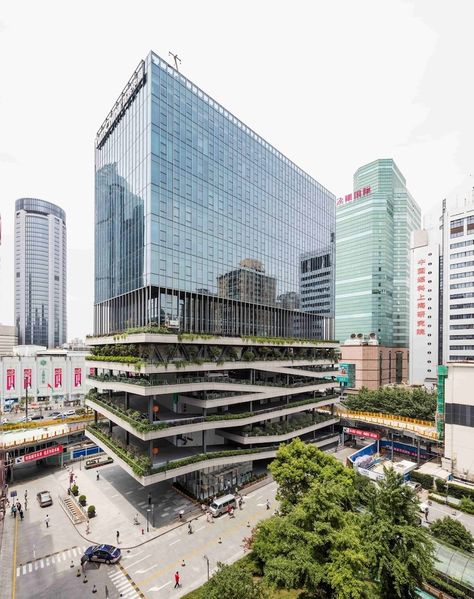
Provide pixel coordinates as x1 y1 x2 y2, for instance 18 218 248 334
95 52 334 309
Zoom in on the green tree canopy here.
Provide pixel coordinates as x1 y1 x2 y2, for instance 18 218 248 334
364 468 434 599
200 561 268 599
343 386 436 421
430 516 474 553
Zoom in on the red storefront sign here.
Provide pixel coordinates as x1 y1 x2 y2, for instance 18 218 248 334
23 368 32 389
343 427 380 440
74 367 82 387
23 445 63 463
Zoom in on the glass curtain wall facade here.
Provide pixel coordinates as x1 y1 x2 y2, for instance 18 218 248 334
15 198 67 348
95 52 335 339
335 159 420 347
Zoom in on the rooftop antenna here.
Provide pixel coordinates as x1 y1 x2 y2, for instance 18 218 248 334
168 52 182 72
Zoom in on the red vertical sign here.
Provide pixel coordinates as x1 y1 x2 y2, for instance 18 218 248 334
23 368 32 389
54 368 62 388
74 368 82 387
6 369 16 391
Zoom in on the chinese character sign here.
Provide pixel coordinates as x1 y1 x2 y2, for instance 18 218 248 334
6 368 16 391
416 258 426 335
54 368 63 388
336 186 371 206
23 368 32 389
74 368 82 388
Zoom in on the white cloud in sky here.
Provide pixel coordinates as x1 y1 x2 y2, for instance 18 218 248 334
0 0 473 339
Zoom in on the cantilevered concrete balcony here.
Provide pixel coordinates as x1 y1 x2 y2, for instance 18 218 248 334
85 395 337 441
215 417 340 444
85 426 339 486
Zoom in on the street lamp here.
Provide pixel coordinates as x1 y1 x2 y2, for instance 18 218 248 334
203 555 210 581
146 507 151 533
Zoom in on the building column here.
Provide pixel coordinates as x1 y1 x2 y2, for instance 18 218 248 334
124 392 129 410
203 429 207 453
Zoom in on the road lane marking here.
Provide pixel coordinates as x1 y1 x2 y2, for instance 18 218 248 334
127 555 151 568
195 526 205 532
149 581 171 591
169 539 181 546
135 564 156 574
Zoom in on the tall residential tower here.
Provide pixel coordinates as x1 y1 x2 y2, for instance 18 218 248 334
336 159 421 347
14 198 67 348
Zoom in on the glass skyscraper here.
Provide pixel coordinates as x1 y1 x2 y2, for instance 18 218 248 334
335 159 421 347
15 198 67 348
94 52 335 339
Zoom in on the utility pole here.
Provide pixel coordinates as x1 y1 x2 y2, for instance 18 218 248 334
203 555 210 581
168 51 182 72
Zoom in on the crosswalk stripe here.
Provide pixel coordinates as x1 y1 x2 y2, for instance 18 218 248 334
16 567 20 577
109 572 124 581
28 564 32 573
40 559 44 568
116 580 131 589
22 565 26 574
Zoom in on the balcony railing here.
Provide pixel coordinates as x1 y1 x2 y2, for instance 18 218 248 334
86 394 337 435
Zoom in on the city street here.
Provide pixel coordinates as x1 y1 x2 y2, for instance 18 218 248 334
1 460 277 598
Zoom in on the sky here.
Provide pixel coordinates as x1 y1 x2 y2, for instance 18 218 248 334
0 0 473 340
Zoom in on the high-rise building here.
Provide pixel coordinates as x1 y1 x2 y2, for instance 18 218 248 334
15 198 67 348
408 229 440 385
86 52 339 495
336 159 421 347
300 246 335 337
440 196 474 363
94 54 335 340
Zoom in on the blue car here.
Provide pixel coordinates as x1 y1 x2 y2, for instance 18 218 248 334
81 544 121 565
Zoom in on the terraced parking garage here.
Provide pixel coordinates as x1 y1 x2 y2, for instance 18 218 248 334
85 331 340 498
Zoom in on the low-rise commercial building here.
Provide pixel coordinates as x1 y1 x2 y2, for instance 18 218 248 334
339 334 409 390
0 347 87 410
0 325 17 355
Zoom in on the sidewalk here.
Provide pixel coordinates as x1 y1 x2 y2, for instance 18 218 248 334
55 466 275 550
0 512 17 599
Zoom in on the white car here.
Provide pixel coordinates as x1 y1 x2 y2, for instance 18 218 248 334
63 409 76 417
419 501 429 514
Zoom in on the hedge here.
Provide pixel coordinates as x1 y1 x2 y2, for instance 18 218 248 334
427 575 467 599
410 471 434 490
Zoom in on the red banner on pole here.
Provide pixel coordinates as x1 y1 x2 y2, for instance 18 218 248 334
24 368 32 390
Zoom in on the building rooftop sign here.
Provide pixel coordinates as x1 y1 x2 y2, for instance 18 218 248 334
336 186 371 206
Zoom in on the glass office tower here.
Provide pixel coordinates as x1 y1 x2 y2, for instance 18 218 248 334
94 53 335 339
15 198 67 348
335 159 420 347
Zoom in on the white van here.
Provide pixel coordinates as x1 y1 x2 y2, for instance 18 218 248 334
209 494 236 517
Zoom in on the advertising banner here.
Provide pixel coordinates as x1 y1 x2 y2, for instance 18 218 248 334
54 367 63 389
343 426 380 440
23 368 32 389
74 367 82 388
6 368 16 391
37 359 50 394
15 444 63 463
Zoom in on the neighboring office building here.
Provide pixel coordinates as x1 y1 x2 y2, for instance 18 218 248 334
0 324 18 355
0 347 87 410
336 159 421 347
300 245 335 338
339 334 409 390
87 51 339 496
15 198 67 348
94 53 335 340
440 196 474 363
442 362 474 482
409 229 440 386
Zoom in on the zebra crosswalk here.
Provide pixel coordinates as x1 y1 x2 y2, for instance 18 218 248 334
16 545 89 577
107 567 141 598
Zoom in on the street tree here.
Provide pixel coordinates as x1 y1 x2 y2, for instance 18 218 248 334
202 561 268 599
365 468 434 599
430 516 474 553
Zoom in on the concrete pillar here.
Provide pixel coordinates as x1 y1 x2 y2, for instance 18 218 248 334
125 431 130 446
124 392 129 410
203 430 207 453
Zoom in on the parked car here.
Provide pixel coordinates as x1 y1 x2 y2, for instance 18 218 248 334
49 411 62 418
36 491 53 507
81 545 121 565
63 409 76 417
31 414 44 421
209 494 237 517
52 413 66 420
18 416 32 422
405 481 422 493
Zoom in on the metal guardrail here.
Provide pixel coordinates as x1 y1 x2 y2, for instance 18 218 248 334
338 409 438 440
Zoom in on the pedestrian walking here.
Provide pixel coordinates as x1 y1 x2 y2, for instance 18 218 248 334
187 522 193 535
266 499 270 510
174 571 181 589
116 530 120 544
206 511 213 523
16 501 21 512
425 507 429 522
178 510 184 520
11 505 17 518
24 490 28 502
45 514 50 528
201 503 206 513
24 497 28 510
19 509 24 520
96 471 100 481
238 497 243 510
